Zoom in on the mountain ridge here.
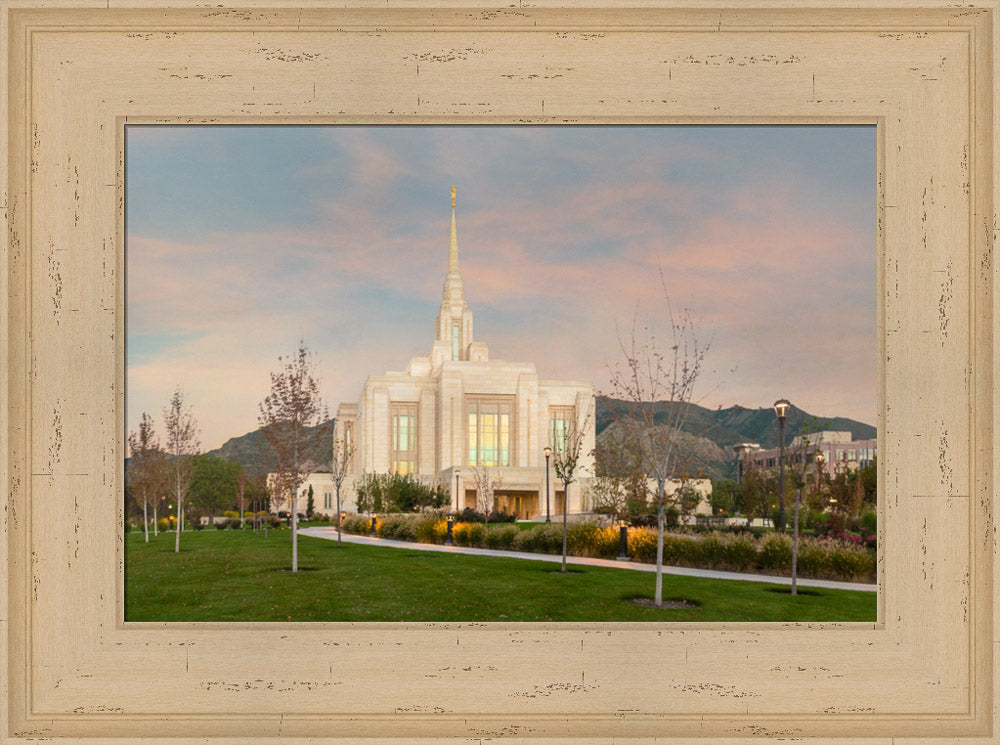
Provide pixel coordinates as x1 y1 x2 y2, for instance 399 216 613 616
206 398 876 481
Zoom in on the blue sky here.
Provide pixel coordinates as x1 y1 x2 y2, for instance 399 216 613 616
126 124 876 451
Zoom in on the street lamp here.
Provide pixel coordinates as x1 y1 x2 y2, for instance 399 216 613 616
814 450 826 491
445 513 456 545
543 446 552 522
454 468 461 514
773 398 791 532
616 517 630 561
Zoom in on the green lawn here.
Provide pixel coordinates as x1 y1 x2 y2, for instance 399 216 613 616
124 530 877 623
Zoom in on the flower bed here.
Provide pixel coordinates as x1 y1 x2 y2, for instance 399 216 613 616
338 513 876 583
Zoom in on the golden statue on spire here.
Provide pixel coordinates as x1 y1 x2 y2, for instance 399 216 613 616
451 186 456 208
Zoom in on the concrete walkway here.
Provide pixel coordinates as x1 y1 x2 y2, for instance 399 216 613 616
298 526 877 593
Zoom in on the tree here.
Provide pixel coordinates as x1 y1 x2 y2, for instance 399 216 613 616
127 412 167 543
306 484 315 518
258 342 330 572
592 423 649 524
189 454 242 525
163 387 200 553
783 429 824 595
236 469 248 526
551 411 590 573
607 284 709 607
330 434 354 546
471 466 502 536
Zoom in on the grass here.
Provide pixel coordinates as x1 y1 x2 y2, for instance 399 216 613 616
124 529 877 623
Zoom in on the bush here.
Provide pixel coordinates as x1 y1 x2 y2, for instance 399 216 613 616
795 538 830 577
759 533 793 572
567 522 603 558
414 516 446 544
858 509 877 536
355 472 448 513
377 515 416 541
722 534 759 572
454 522 486 547
628 528 659 563
827 541 876 581
485 524 519 550
342 514 372 535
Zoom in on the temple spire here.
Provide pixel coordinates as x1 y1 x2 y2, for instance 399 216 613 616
448 186 459 275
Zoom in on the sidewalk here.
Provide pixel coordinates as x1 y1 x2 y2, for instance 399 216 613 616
298 526 877 593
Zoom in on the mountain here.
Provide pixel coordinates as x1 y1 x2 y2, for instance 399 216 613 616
206 399 875 482
206 421 333 477
594 396 875 480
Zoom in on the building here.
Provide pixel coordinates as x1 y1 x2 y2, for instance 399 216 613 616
324 188 596 519
742 431 876 477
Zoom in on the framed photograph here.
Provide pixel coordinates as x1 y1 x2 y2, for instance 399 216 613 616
2 2 997 742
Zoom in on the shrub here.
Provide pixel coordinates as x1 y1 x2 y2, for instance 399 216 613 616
342 514 371 536
454 522 486 547
858 509 877 536
567 522 603 558
628 528 659 563
828 542 876 581
227 519 242 530
795 538 830 578
697 533 725 569
214 520 227 530
722 534 759 572
485 524 519 550
414 516 446 544
377 515 418 541
223 510 240 519
759 533 793 572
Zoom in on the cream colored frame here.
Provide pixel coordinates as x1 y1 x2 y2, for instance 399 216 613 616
1 2 997 743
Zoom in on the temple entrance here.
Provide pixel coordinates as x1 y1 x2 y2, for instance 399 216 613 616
494 491 540 520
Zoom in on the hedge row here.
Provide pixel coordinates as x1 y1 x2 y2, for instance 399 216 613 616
338 514 876 583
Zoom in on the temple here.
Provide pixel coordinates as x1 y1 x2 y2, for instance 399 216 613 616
330 188 596 518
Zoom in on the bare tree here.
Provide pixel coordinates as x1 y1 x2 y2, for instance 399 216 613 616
163 387 200 553
330 433 354 546
608 287 709 607
258 342 329 572
551 412 590 573
784 430 824 595
127 412 167 543
471 466 503 536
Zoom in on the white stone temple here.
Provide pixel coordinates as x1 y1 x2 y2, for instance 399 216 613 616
327 188 596 519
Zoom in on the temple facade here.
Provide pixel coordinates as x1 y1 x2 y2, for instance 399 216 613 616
330 188 596 519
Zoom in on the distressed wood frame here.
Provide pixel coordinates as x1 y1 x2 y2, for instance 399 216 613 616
1 2 997 742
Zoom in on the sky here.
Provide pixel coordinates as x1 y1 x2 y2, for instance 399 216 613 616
125 124 876 452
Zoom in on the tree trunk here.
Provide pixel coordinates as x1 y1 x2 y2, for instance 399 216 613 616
291 492 298 572
655 481 665 607
175 470 181 553
791 486 802 595
560 481 569 573
335 485 342 547
153 502 159 536
143 499 149 543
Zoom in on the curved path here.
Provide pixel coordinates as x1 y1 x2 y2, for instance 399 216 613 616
298 526 877 593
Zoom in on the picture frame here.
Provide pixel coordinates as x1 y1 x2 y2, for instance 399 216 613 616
2 2 996 742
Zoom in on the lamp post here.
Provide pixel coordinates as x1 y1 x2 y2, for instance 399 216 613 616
445 513 455 546
773 398 791 532
616 517 630 561
814 451 826 491
543 446 552 522
370 514 377 537
454 468 461 514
